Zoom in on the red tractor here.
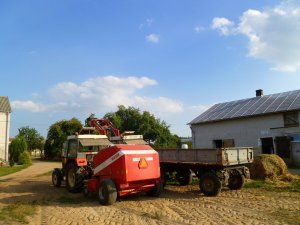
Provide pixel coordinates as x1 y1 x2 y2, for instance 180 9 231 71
52 118 162 205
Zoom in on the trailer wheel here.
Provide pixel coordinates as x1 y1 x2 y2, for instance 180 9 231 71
52 169 62 187
177 170 192 186
98 179 117 205
199 172 222 196
228 172 245 190
146 182 163 197
66 163 84 193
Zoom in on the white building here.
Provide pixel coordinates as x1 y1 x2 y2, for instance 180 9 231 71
0 96 11 162
189 89 300 164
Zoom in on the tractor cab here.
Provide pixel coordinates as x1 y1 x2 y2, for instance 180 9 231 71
62 134 112 169
52 134 112 193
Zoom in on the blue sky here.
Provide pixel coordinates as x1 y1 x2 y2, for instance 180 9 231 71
1 0 300 138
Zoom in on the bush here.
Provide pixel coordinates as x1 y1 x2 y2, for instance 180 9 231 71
9 160 15 167
18 151 32 165
9 137 28 163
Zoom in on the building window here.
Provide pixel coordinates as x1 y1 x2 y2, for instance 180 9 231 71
213 139 235 148
284 112 299 127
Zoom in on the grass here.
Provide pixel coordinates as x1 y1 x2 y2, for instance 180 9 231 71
0 164 29 177
244 179 300 192
0 203 37 224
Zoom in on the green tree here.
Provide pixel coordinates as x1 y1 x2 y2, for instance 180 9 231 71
105 105 181 148
17 126 44 153
44 118 82 158
9 136 28 164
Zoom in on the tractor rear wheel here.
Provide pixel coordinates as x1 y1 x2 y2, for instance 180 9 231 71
52 169 62 187
66 163 84 193
97 179 117 205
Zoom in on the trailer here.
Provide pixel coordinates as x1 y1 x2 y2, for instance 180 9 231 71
157 147 253 196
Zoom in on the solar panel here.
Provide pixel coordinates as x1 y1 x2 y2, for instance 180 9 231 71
263 93 283 113
287 91 300 110
189 89 300 125
251 95 274 115
231 98 256 118
205 102 230 121
215 101 240 120
242 97 265 116
289 94 300 110
276 93 298 112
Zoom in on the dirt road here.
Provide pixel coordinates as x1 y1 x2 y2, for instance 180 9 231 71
0 160 300 225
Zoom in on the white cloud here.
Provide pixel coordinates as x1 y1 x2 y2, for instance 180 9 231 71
189 104 211 113
211 17 235 35
212 1 300 72
194 25 205 33
11 75 185 116
133 96 183 113
146 33 160 43
11 100 49 112
139 18 153 29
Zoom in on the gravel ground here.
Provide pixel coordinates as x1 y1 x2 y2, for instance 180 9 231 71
0 160 300 225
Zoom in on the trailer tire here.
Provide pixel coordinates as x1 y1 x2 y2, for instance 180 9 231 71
177 170 192 186
147 182 163 197
200 172 222 196
228 172 245 190
97 179 117 205
66 163 84 193
52 169 62 187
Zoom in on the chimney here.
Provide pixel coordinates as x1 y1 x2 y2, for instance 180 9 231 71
256 89 263 97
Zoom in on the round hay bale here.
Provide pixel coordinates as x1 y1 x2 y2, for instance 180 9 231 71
248 154 290 181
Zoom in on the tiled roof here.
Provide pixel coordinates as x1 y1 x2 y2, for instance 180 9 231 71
0 96 11 112
190 89 300 125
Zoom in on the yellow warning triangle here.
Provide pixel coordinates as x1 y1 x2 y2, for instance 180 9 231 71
138 158 148 169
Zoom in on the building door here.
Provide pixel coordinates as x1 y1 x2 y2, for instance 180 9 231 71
261 137 274 154
275 136 292 159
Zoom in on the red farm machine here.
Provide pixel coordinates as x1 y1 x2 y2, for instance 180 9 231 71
52 117 162 205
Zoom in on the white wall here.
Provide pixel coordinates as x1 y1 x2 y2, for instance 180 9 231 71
191 112 300 155
0 112 10 161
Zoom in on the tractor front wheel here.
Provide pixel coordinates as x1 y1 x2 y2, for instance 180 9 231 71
97 179 117 205
52 169 62 187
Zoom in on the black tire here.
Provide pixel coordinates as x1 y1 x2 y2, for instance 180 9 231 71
177 170 192 186
146 182 163 197
52 169 62 187
97 179 117 205
66 163 84 193
199 172 222 196
228 172 245 190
